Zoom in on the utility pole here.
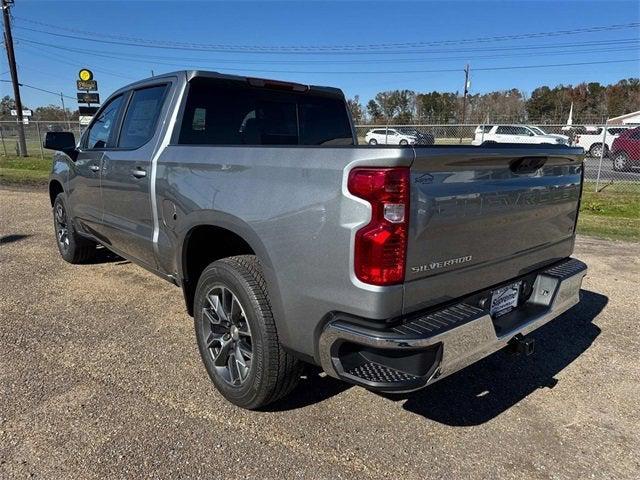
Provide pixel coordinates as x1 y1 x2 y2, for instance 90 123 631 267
60 92 70 130
461 64 470 123
2 0 28 156
459 64 470 144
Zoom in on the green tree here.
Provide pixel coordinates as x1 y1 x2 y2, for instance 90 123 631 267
366 99 383 123
416 91 457 123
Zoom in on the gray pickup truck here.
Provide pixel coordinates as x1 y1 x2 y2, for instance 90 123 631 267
45 71 587 409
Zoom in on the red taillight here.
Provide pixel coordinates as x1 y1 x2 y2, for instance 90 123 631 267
348 167 410 286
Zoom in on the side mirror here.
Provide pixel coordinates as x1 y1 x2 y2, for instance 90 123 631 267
43 131 76 153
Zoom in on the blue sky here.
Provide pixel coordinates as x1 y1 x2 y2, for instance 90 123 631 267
2 0 639 109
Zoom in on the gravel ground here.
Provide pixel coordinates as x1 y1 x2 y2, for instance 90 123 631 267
1 186 639 480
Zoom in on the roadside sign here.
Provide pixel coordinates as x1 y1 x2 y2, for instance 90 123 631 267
22 118 29 125
77 80 98 91
79 106 99 116
10 109 32 116
79 115 93 126
78 69 94 81
77 92 100 104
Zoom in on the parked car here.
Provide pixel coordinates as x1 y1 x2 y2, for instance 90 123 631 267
610 126 640 171
365 128 416 145
44 71 587 409
575 126 630 158
472 124 570 146
397 127 435 145
527 125 572 144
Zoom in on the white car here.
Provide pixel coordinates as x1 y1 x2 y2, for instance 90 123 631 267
472 125 570 146
365 128 416 145
575 126 629 157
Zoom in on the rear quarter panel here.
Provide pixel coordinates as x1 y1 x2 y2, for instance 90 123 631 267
155 145 413 358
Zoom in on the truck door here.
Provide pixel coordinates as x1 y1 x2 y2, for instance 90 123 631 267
99 83 170 268
68 94 125 237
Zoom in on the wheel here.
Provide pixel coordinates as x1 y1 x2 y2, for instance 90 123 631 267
368 138 378 145
194 255 302 409
612 151 630 171
399 139 409 146
589 143 607 158
52 194 96 263
481 140 497 146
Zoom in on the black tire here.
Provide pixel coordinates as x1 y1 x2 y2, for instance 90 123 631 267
194 255 302 409
481 140 497 146
612 151 630 172
399 139 409 146
52 194 96 264
589 143 607 158
368 138 378 145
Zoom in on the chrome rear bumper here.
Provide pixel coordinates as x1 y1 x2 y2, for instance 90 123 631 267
318 258 587 392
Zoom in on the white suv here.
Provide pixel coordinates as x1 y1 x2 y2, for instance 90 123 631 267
575 126 629 157
472 125 570 146
365 128 416 145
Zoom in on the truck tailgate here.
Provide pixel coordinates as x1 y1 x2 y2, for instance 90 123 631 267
404 145 583 314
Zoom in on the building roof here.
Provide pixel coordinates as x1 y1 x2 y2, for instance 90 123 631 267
607 111 640 123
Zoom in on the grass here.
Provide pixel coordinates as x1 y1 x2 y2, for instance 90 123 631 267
1 154 638 242
0 154 52 185
577 182 640 242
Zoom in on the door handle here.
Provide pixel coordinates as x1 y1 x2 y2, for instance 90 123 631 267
132 168 147 178
89 165 100 172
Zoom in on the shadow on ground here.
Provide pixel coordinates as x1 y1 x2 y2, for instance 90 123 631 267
274 290 606 424
0 234 32 244
84 245 129 265
390 289 606 426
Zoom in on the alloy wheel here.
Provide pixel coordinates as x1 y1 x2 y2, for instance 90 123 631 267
54 203 70 252
202 285 253 386
614 153 628 171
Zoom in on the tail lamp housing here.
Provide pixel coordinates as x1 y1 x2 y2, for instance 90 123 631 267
348 167 410 286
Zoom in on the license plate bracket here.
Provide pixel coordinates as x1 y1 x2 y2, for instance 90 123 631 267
490 281 521 317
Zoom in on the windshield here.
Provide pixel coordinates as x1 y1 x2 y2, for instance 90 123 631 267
530 126 546 135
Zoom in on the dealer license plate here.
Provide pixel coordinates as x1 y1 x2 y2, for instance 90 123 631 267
490 281 521 317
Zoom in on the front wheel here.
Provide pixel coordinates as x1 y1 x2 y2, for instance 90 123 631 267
52 194 96 264
399 139 409 146
194 255 302 409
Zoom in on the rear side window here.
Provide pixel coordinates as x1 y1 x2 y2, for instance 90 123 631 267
496 126 529 135
178 78 353 146
118 85 168 148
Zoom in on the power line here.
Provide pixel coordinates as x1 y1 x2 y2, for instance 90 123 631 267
13 21 640 55
0 79 75 100
16 43 138 80
13 16 640 52
15 36 640 66
10 56 635 77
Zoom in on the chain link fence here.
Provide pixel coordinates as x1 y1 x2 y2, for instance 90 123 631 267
1 120 638 194
355 123 640 193
0 120 84 160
